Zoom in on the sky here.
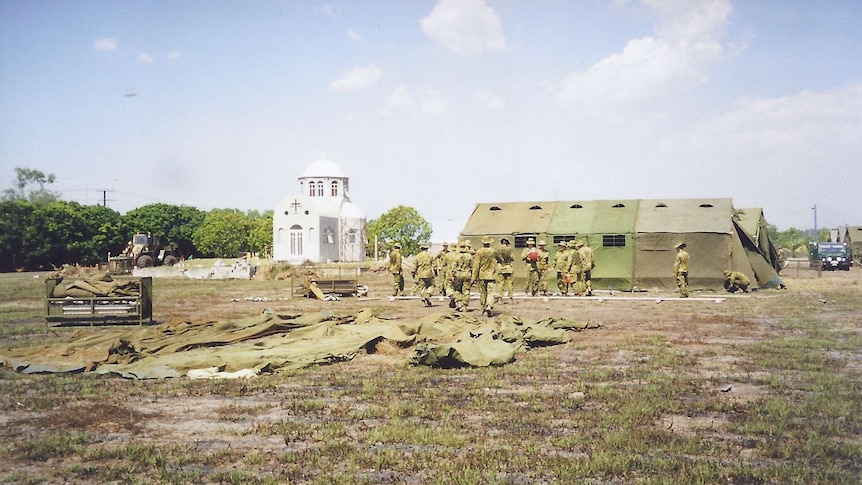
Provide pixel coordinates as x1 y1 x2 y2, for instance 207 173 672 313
1 0 860 231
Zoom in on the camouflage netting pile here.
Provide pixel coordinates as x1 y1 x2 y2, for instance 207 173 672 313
49 272 142 298
1 311 599 379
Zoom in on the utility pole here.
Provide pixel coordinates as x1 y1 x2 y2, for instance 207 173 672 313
812 204 818 242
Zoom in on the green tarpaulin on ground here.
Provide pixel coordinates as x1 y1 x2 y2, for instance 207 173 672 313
1 310 599 379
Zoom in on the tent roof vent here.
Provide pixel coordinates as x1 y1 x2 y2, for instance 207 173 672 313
612 203 626 208
699 203 714 208
489 206 502 211
529 205 542 210
655 203 667 208
570 204 583 209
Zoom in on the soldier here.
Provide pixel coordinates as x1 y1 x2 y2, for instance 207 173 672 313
452 241 474 312
567 240 584 296
389 242 404 297
445 242 459 308
673 242 690 298
537 240 551 296
577 239 595 296
723 269 750 293
434 242 451 297
495 237 515 302
473 237 498 317
521 238 540 296
413 242 435 306
554 241 571 296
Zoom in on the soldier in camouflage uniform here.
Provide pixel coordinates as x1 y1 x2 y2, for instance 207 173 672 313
445 242 459 308
452 241 474 312
434 242 451 297
389 242 404 297
674 242 690 298
537 240 551 296
521 238 540 296
495 237 515 302
723 269 750 293
577 240 594 296
473 237 498 317
412 242 435 306
567 240 584 296
554 241 571 296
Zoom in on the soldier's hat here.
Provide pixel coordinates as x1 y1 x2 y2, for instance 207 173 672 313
500 237 510 245
567 240 578 248
723 269 732 277
419 241 430 249
674 242 686 249
393 242 402 249
464 240 472 248
575 240 585 248
526 238 535 245
558 240 567 246
442 241 450 247
538 240 547 246
481 236 492 246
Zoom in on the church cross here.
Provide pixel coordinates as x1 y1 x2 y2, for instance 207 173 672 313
291 199 302 211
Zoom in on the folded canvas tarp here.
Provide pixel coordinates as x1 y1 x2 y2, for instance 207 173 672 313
1 310 599 379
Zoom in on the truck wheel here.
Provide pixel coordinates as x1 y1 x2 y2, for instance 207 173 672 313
163 255 178 266
137 255 153 268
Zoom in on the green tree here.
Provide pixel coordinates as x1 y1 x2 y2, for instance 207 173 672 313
0 200 34 271
2 167 61 204
123 203 205 258
366 205 432 257
192 209 252 258
247 213 273 256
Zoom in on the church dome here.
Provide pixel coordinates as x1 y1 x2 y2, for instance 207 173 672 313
301 158 346 178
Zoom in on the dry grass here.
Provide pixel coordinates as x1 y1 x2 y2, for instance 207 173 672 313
1 267 860 484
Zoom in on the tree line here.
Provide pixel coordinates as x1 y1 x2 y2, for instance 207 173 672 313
1 168 273 271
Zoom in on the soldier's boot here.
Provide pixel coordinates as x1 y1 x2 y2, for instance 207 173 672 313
449 297 456 308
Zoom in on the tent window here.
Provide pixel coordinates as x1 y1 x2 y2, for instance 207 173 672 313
529 205 542 210
570 204 583 209
489 206 502 211
612 203 625 208
603 234 626 247
655 203 667 208
514 234 538 248
699 203 713 208
553 235 576 245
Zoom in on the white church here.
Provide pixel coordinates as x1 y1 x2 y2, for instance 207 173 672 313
272 157 366 263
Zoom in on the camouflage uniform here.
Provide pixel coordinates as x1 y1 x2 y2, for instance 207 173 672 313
445 244 459 307
389 243 404 297
674 243 690 298
554 241 571 296
473 237 498 316
723 270 750 293
452 242 474 311
495 238 515 301
413 242 435 306
434 243 451 296
567 240 585 296
521 238 540 296
537 241 550 296
577 240 594 296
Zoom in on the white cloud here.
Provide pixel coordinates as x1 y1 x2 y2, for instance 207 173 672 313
329 64 382 92
137 53 154 64
386 84 415 111
421 0 506 56
473 90 505 109
384 85 449 115
419 88 449 114
556 0 732 111
93 37 118 52
348 29 364 43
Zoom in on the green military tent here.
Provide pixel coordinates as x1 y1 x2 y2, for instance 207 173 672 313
842 226 862 265
459 198 784 293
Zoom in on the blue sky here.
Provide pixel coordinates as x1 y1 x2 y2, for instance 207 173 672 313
1 0 860 231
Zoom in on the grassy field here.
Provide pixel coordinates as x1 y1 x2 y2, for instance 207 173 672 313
1 266 860 484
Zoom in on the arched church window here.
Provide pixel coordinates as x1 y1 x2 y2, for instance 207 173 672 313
316 182 324 197
347 229 357 244
289 225 303 255
331 181 338 197
308 182 316 197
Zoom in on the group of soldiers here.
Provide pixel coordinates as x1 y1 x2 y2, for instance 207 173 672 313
388 236 597 316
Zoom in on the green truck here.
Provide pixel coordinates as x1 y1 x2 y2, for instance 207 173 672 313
809 242 852 271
